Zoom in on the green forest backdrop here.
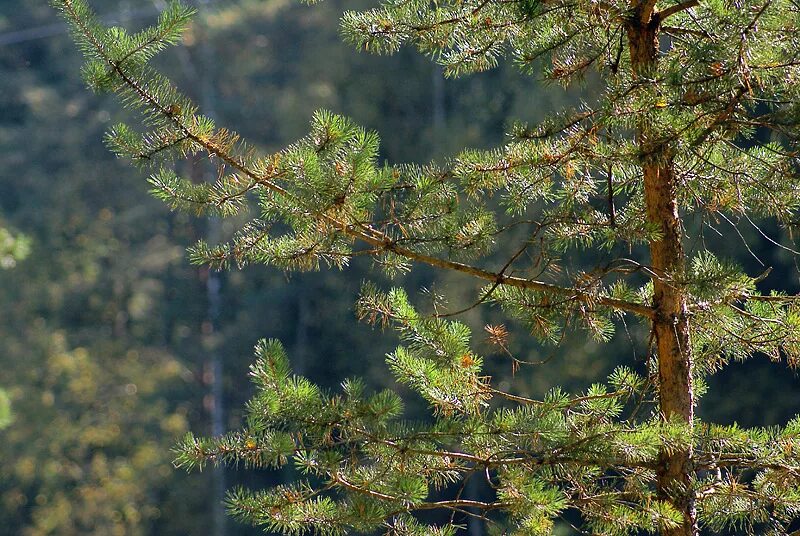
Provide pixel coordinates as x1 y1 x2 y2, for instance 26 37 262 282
1 0 799 534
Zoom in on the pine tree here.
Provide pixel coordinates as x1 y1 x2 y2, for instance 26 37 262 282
53 0 800 534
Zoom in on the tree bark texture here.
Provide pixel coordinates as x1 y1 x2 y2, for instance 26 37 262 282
627 10 697 536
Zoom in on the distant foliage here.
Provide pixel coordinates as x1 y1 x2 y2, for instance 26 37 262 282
0 226 29 269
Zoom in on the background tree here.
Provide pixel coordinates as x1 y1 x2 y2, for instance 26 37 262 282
48 0 800 534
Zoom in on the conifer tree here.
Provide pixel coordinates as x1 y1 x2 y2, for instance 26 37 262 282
54 0 800 534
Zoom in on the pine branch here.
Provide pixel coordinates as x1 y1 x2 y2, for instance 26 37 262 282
411 499 511 512
59 0 655 319
658 0 700 20
661 25 710 38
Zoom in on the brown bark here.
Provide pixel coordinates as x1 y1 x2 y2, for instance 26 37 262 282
627 9 697 536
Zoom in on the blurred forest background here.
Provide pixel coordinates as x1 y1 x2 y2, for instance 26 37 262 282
1 0 798 534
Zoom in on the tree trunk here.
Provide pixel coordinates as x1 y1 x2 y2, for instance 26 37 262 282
627 12 697 536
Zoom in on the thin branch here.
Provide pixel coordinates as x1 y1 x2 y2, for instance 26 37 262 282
435 239 531 318
413 499 510 512
661 25 710 38
658 0 699 20
606 164 616 228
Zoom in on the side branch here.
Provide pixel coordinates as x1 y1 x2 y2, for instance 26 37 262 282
379 241 655 318
658 0 699 20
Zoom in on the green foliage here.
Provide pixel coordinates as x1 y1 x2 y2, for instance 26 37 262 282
0 226 30 269
6 0 568 531
0 328 192 535
53 0 800 534
0 389 12 430
171 330 720 535
0 3 209 530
